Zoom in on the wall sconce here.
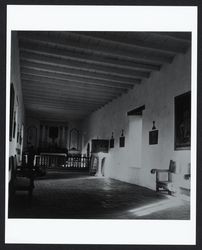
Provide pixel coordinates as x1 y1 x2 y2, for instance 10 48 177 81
152 121 156 130
149 121 158 145
119 129 125 147
110 132 114 148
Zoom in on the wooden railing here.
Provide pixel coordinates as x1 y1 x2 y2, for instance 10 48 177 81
34 153 89 171
66 155 89 170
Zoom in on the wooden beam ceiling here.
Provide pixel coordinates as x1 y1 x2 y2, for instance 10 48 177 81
21 66 141 86
68 31 191 53
17 31 191 122
19 32 174 64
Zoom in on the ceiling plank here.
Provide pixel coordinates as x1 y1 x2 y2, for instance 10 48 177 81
25 103 99 113
21 70 132 91
18 31 190 122
24 96 100 107
21 56 151 80
22 90 112 103
20 53 142 85
68 31 189 54
27 108 88 116
24 96 104 106
21 60 144 84
21 76 126 96
21 67 139 89
20 48 161 71
19 32 173 64
20 60 149 80
22 83 121 100
26 103 95 112
23 94 108 106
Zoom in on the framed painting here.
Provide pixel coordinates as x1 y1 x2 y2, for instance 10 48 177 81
9 83 15 141
174 91 191 150
149 130 158 145
119 136 125 147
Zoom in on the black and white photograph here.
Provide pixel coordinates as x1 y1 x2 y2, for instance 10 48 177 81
4 5 197 245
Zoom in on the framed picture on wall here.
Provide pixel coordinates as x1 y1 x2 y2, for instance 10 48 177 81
174 91 191 150
149 130 158 145
13 111 16 139
9 83 15 141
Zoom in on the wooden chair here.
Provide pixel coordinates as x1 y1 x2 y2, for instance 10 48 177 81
89 155 98 175
151 160 176 195
9 155 35 200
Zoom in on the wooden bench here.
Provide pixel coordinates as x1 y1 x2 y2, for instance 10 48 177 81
9 155 35 200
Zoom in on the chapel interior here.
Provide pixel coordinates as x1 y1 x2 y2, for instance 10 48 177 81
8 31 191 219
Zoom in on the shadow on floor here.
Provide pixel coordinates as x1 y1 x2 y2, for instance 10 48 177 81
8 171 190 220
35 170 89 181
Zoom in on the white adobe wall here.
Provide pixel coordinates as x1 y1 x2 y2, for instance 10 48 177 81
82 48 191 191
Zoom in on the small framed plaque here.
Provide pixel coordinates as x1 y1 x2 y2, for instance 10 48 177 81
119 136 125 147
149 130 158 145
119 129 125 147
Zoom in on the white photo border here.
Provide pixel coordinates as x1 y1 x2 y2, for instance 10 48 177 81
5 5 197 245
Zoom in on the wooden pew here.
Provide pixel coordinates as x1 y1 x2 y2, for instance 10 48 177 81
9 155 35 200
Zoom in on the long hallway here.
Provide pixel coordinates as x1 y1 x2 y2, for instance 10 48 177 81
8 171 190 219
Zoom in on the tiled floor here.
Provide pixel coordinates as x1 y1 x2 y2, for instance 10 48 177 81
8 170 190 219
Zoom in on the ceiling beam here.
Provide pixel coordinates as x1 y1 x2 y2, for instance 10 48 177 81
20 53 142 85
21 60 144 84
20 59 149 80
23 93 108 105
21 71 132 92
21 56 151 80
21 67 139 89
25 103 100 113
19 32 173 64
22 83 120 100
68 31 188 54
20 48 161 71
24 102 102 112
24 98 99 108
26 103 95 112
21 75 126 96
22 88 120 103
27 107 88 116
22 89 112 103
24 96 103 107
19 45 162 72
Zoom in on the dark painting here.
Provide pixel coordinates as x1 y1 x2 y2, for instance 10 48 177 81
175 91 191 150
91 139 109 153
9 83 15 141
149 130 158 145
119 136 125 147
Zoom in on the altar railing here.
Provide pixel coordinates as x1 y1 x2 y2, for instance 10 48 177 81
34 153 89 171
